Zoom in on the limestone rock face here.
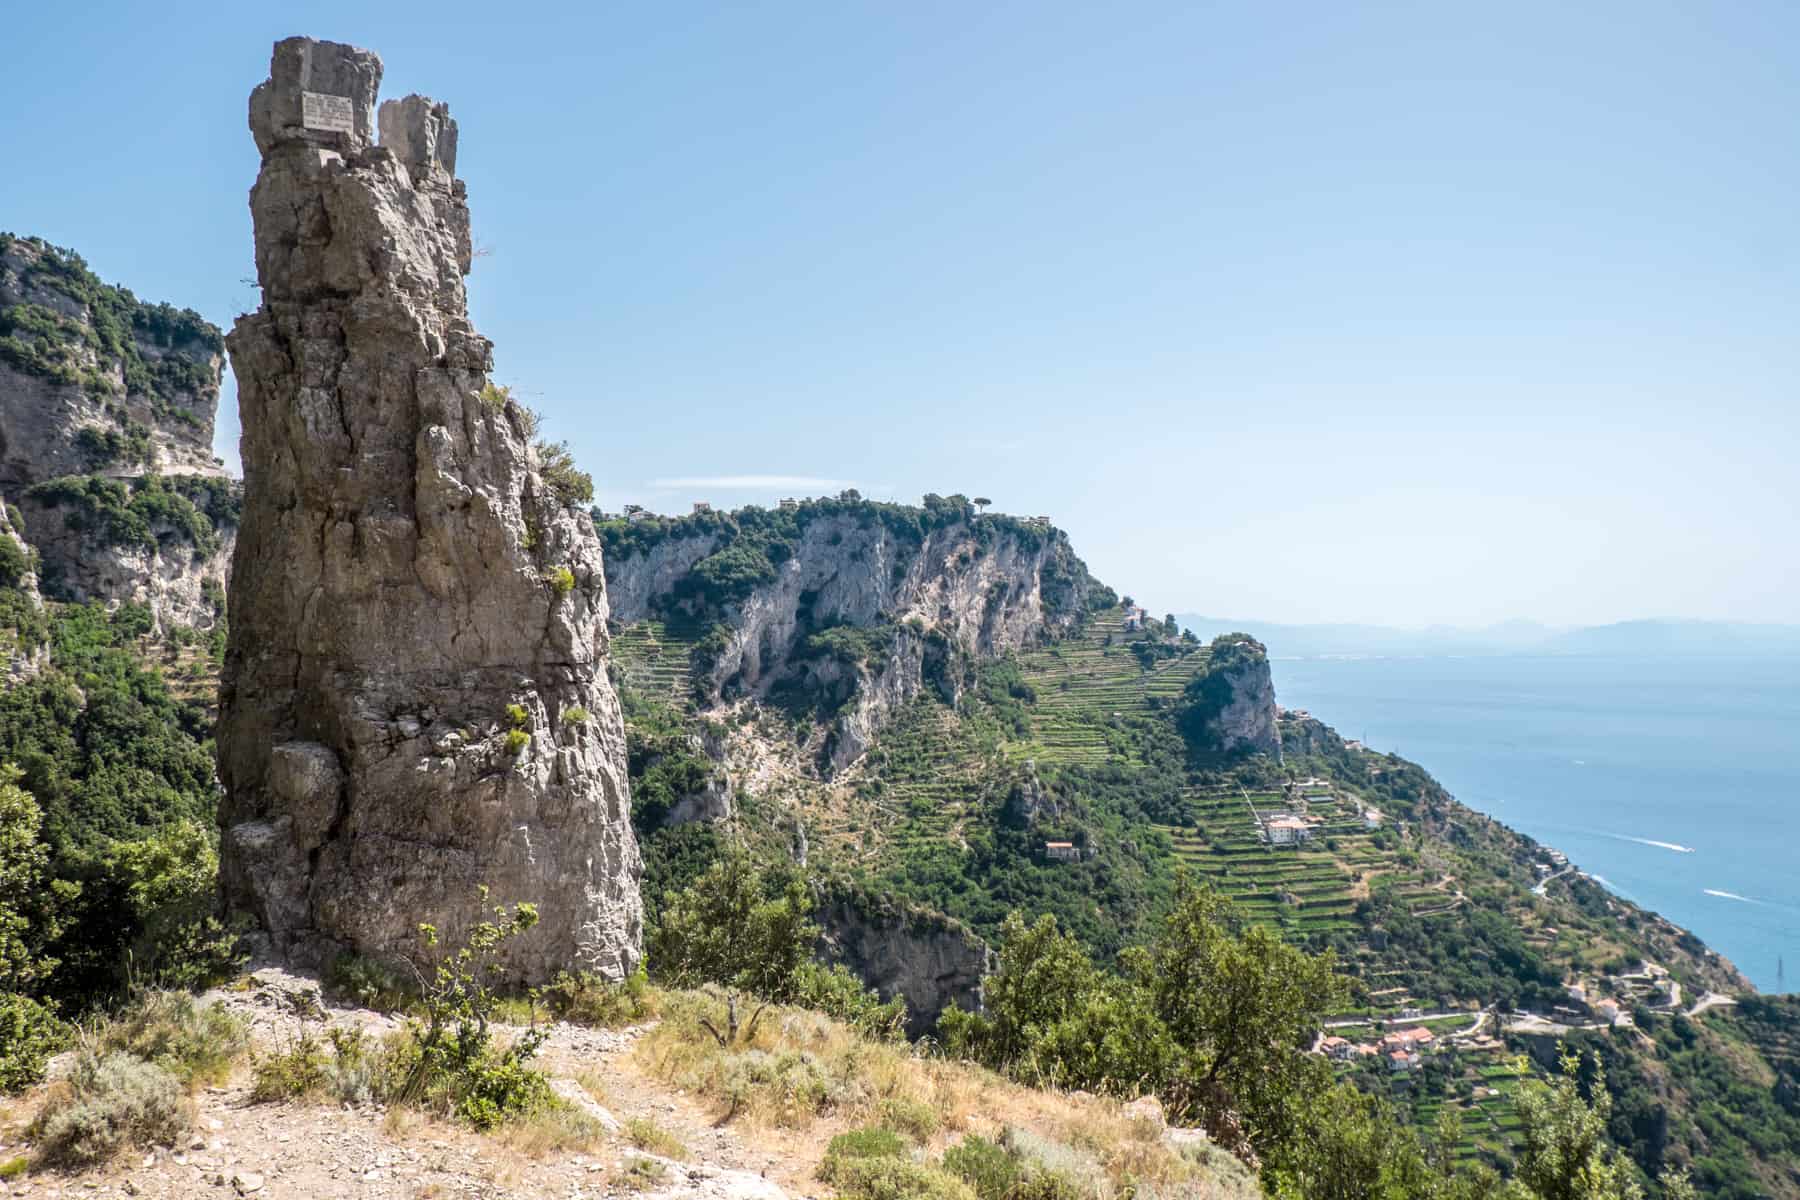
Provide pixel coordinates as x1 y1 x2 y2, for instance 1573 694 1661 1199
813 886 990 1037
218 38 642 981
18 488 232 633
0 237 226 491
607 512 1097 773
0 502 48 682
0 235 234 632
1186 635 1282 758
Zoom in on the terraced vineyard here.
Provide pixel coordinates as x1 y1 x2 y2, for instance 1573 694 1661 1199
1002 610 1212 766
608 618 705 705
850 695 993 852
1157 789 1362 939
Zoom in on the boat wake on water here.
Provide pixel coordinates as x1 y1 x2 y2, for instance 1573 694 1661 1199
1600 832 1696 853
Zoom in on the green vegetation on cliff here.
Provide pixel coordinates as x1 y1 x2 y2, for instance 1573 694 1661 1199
22 474 237 558
598 492 1111 625
0 233 221 417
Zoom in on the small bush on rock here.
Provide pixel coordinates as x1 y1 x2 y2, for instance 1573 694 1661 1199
29 1049 186 1167
545 566 576 596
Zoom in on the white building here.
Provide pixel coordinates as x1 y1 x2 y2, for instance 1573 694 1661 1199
1264 815 1311 845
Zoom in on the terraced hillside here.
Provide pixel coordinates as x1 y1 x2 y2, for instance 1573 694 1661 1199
1001 610 1212 766
601 504 1796 1194
607 617 706 707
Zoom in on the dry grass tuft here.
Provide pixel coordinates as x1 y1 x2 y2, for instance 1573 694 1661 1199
624 1116 688 1159
491 1101 607 1158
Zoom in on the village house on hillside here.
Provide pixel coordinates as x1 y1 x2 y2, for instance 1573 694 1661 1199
1262 814 1312 845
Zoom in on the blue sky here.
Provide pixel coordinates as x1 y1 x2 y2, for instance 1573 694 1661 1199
4 2 1796 625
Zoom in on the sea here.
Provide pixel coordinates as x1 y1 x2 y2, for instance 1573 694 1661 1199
1267 653 1800 994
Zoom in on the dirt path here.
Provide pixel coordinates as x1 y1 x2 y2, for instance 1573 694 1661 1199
0 969 805 1200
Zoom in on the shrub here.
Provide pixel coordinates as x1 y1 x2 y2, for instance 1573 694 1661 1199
250 1031 328 1102
620 1156 670 1190
0 767 61 992
648 849 815 998
791 961 906 1040
29 1050 186 1167
825 1156 977 1200
0 992 69 1094
822 1126 909 1172
560 704 590 724
942 1135 1021 1200
103 820 247 989
478 382 512 411
536 441 594 507
250 1027 381 1106
97 990 248 1089
325 953 417 1013
390 893 559 1130
504 729 530 756
545 566 576 596
877 1095 941 1141
1000 1128 1108 1200
0 536 29 589
543 965 658 1027
505 703 529 727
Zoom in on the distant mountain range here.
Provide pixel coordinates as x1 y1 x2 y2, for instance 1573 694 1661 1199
1174 616 1800 659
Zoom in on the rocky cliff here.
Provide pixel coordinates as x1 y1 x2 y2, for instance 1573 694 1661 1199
603 498 1106 772
217 37 641 982
0 499 48 682
0 234 235 633
814 883 990 1037
1178 633 1281 758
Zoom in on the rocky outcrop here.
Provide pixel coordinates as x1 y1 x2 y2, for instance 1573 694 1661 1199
606 504 1101 772
814 884 990 1036
1180 634 1281 758
0 235 234 630
217 37 641 982
0 501 48 682
17 477 233 634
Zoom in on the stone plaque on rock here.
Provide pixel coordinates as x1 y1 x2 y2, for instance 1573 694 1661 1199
301 91 354 133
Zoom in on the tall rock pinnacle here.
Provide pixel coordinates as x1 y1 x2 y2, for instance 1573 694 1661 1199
218 37 642 980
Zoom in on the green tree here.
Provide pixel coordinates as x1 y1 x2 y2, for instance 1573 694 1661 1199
1264 1083 1432 1200
648 848 815 998
1138 880 1344 1146
0 764 63 991
1514 1049 1643 1200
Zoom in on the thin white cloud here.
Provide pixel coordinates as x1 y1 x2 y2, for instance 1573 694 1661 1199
649 475 857 492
